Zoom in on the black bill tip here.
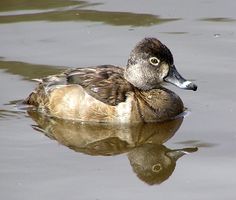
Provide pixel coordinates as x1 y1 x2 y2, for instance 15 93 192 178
185 81 198 91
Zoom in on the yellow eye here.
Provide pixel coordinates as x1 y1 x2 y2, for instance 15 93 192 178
152 163 162 173
149 57 160 66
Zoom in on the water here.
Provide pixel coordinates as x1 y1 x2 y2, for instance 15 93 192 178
1 0 236 199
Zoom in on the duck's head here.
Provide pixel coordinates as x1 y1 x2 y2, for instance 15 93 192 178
124 38 197 91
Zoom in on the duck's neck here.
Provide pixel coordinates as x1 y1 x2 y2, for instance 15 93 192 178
124 64 161 91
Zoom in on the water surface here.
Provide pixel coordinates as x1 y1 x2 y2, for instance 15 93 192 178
1 0 236 199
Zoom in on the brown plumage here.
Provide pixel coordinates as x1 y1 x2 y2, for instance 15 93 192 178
67 65 133 106
24 38 197 123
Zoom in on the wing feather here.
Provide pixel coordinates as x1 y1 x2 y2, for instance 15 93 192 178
67 65 133 106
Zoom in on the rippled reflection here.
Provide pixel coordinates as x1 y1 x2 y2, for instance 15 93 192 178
0 0 97 12
0 0 179 26
0 109 22 119
0 60 65 80
28 110 197 185
201 17 236 22
0 10 179 26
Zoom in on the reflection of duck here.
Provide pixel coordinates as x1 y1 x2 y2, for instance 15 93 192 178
28 110 183 155
28 110 197 185
128 144 197 185
24 38 197 123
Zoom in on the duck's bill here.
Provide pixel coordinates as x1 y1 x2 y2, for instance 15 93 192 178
166 147 198 161
164 65 197 91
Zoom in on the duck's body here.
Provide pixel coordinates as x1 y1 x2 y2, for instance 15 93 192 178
25 38 197 123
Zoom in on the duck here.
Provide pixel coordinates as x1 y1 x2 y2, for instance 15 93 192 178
24 37 197 123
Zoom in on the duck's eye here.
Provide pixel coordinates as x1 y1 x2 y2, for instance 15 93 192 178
149 57 160 66
152 163 162 173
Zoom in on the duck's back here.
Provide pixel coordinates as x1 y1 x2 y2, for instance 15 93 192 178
25 66 134 122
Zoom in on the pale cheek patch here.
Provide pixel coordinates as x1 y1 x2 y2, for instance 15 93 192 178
160 63 169 79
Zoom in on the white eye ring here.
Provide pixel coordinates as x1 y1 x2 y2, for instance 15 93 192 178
149 57 160 66
152 163 162 173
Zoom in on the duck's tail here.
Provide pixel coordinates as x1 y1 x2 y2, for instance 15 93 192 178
23 72 68 108
23 83 49 108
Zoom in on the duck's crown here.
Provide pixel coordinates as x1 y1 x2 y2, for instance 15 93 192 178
127 37 174 67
